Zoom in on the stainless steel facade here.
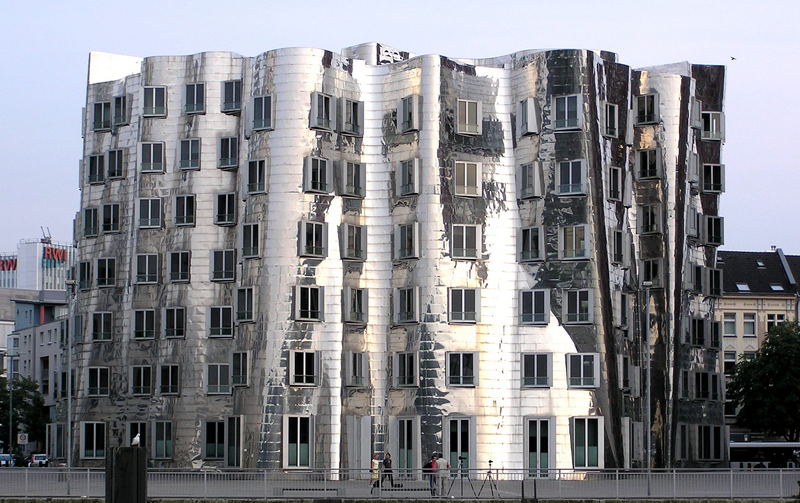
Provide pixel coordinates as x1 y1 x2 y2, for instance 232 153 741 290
72 44 726 469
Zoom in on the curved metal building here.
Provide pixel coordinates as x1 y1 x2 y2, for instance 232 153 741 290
71 44 725 470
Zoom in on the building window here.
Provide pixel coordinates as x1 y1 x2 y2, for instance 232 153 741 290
214 193 236 225
339 162 365 198
690 318 706 346
164 307 185 338
637 149 660 179
339 98 363 135
520 226 544 262
135 253 159 284
519 161 543 199
303 157 331 193
113 95 128 127
394 352 417 387
184 83 204 114
88 155 104 184
397 417 417 474
88 367 110 396
343 287 367 323
701 112 724 141
209 306 233 337
767 313 785 332
79 261 92 290
446 417 472 474
96 258 116 287
526 418 551 476
346 352 368 386
168 251 190 282
553 95 581 130
642 259 661 287
564 289 592 324
83 208 98 237
697 425 723 460
693 372 719 401
737 283 750 292
639 205 660 234
449 288 479 323
232 352 248 386
154 421 173 459
723 351 737 377
207 364 231 394
448 352 477 386
568 353 599 387
247 160 265 193
604 102 618 137
561 225 588 259
572 417 603 468
102 204 120 233
285 416 312 468
222 80 241 113
242 223 259 258
522 353 551 387
635 94 658 124
704 216 724 245
611 229 624 264
237 287 254 322
456 99 481 135
140 142 165 172
557 160 585 195
133 309 156 339
143 86 166 117
295 286 323 321
205 421 225 459
454 161 481 197
310 92 333 130
175 195 195 226
82 422 106 459
518 97 538 136
127 422 145 449
211 250 235 281
609 166 622 201
702 164 725 193
396 159 419 196
131 366 152 395
93 102 111 131
395 223 419 259
290 351 317 386
107 149 124 179
138 198 162 228
521 289 549 324
160 364 179 394
723 313 736 337
219 137 238 169
452 224 479 259
253 95 273 130
743 313 756 337
342 224 366 260
91 312 112 341
299 221 326 257
398 95 420 132
394 287 419 324
709 268 723 296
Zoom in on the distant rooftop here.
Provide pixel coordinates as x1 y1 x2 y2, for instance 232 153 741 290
717 249 800 295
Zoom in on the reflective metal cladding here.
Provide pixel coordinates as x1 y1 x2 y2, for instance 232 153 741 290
72 44 726 470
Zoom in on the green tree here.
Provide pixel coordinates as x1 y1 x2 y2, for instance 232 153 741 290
727 322 800 441
0 377 48 452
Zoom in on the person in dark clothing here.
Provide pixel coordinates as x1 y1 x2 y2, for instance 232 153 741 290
382 453 394 487
424 454 438 495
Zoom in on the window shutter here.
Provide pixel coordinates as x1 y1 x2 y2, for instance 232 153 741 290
475 101 483 135
309 93 320 129
317 288 325 322
718 217 725 245
542 289 551 324
411 95 421 131
394 161 403 196
689 153 699 184
613 291 622 327
356 101 365 136
622 170 632 207
473 289 481 323
412 222 420 258
336 97 344 133
358 163 366 197
345 350 354 385
683 264 694 290
338 224 346 260
362 288 369 323
328 96 337 132
393 225 400 259
719 112 726 142
515 100 523 136
244 98 254 138
719 164 726 193
692 98 702 129
324 160 333 194
652 94 660 122
391 353 399 387
412 158 421 194
335 161 344 195
321 222 329 257
297 222 304 256
575 95 584 130
527 98 538 135
413 286 421 323
360 225 368 260
557 226 564 260
625 107 634 146
656 149 663 178
592 353 600 386
303 157 311 191
475 225 483 259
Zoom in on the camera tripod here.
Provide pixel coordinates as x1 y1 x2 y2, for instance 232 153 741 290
476 460 499 498
446 458 476 497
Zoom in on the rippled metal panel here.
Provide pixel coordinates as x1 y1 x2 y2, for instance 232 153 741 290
73 44 725 469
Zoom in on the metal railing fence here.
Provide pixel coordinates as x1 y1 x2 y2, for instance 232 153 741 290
0 467 798 499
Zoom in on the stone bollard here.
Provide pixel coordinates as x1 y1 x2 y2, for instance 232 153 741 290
105 447 147 503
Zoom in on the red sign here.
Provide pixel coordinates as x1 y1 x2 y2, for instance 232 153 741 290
0 258 16 271
43 247 68 262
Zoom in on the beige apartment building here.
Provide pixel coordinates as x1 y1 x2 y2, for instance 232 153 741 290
715 249 799 425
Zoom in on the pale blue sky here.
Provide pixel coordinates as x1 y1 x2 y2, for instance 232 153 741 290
0 0 796 252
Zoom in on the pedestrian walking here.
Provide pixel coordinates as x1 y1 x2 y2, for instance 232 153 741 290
424 453 438 495
382 452 394 487
370 454 381 494
435 452 451 495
